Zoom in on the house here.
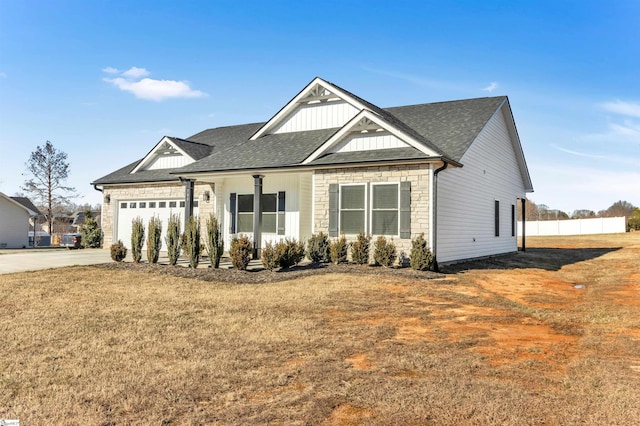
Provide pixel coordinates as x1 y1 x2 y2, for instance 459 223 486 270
0 193 41 248
92 77 533 265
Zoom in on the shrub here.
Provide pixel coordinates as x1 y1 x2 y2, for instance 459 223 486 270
165 213 181 266
410 233 435 271
131 217 145 263
330 234 348 264
80 210 102 248
110 240 127 262
351 230 370 265
374 236 397 267
307 232 331 263
146 216 162 264
276 238 306 269
182 215 201 268
261 241 279 271
230 236 252 270
205 214 224 268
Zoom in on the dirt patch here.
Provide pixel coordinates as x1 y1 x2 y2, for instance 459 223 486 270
322 404 375 425
345 353 373 370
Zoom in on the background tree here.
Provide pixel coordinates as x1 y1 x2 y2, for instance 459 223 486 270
598 200 636 218
571 209 596 219
22 141 76 234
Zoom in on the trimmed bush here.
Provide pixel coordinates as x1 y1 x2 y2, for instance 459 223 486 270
351 230 370 265
330 234 348 264
276 238 306 269
410 233 435 271
261 241 279 271
146 216 162 264
205 214 224 268
182 215 201 268
373 236 397 267
131 217 145 263
80 210 102 248
307 232 331 263
110 240 127 262
165 213 181 266
230 236 252 270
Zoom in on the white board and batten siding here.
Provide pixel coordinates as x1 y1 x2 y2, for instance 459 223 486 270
272 101 359 133
145 155 194 171
331 132 409 153
437 106 526 263
221 173 313 249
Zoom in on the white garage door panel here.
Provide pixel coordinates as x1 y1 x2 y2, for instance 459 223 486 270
116 199 199 250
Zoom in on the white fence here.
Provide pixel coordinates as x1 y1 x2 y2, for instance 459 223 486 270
518 217 626 236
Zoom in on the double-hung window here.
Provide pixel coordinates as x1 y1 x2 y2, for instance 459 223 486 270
233 192 284 234
371 183 399 235
339 185 366 234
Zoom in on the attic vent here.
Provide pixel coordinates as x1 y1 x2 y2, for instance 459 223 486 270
298 84 341 105
352 117 384 134
159 142 179 155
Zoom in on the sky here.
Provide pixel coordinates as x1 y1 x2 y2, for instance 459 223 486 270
1 0 639 214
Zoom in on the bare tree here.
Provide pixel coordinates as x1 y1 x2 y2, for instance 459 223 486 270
22 141 77 234
599 200 636 218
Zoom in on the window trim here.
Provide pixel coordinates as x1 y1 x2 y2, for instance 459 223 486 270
338 183 367 236
235 192 282 235
370 182 400 237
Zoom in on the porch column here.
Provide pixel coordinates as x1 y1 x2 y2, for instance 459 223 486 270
521 197 526 252
182 178 195 227
252 174 264 259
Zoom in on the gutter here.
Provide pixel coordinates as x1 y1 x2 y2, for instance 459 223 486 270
93 184 103 193
432 160 449 272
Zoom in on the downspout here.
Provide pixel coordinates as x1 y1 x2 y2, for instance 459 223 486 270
93 184 103 193
432 160 449 272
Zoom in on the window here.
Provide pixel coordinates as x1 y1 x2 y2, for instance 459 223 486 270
149 202 156 208
120 202 127 209
495 200 500 237
193 200 199 208
159 201 166 208
180 201 185 208
511 204 516 237
129 202 136 208
169 201 177 208
371 184 399 235
230 192 284 234
139 202 146 208
237 194 254 233
340 185 365 234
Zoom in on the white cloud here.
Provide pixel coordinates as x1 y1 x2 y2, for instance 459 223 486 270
601 100 640 118
121 66 150 79
483 82 498 92
551 144 607 159
102 67 207 101
102 66 119 74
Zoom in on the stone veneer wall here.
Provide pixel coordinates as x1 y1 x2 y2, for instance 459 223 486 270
314 164 431 258
101 181 214 247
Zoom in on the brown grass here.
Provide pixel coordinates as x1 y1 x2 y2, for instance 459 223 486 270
1 233 639 425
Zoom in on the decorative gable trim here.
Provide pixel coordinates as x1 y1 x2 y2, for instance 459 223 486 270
302 110 441 164
249 77 372 140
130 137 195 174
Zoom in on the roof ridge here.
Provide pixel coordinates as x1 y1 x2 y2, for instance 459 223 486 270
384 95 506 110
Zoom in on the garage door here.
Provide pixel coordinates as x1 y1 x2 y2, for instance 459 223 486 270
116 199 199 250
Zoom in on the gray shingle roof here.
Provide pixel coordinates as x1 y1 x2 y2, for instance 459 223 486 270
167 137 212 160
10 196 42 216
385 96 506 162
93 93 508 185
308 147 431 166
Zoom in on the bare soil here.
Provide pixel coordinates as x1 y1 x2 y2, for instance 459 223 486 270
1 233 638 425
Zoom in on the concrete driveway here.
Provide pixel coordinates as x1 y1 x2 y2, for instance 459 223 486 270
0 249 112 274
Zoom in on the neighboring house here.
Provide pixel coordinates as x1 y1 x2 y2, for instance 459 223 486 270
0 193 41 248
93 77 533 264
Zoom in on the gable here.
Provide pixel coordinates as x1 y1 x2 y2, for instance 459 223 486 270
250 77 371 139
131 137 196 174
303 110 441 164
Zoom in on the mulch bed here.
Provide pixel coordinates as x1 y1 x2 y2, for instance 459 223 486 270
97 260 444 284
